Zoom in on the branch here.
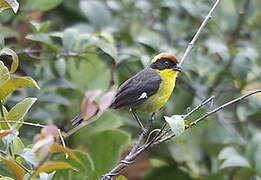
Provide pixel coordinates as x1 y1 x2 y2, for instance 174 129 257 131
179 0 221 65
101 89 260 179
100 114 155 180
183 96 215 120
190 89 261 127
0 120 46 128
100 0 223 179
154 89 261 145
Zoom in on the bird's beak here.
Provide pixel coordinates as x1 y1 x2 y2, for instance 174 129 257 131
172 64 182 72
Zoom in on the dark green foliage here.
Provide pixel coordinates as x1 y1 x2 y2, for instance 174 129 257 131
0 0 260 179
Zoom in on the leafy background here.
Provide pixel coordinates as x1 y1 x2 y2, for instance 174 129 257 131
0 0 260 179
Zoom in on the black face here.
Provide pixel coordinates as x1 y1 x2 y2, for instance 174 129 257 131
150 58 182 71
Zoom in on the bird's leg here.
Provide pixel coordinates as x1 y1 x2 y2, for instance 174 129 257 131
130 108 146 134
143 112 156 135
150 112 156 124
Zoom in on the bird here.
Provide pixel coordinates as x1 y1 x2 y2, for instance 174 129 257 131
72 52 182 127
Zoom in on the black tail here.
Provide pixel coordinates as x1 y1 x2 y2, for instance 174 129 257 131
71 114 84 126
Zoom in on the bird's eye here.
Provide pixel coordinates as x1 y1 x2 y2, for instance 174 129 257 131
164 61 169 65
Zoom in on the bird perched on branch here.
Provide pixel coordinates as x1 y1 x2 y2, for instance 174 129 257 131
110 52 182 130
72 52 182 127
111 52 181 112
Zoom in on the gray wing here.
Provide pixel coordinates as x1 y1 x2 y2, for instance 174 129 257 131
110 68 161 109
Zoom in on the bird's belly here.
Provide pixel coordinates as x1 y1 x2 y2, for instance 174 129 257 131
137 71 176 113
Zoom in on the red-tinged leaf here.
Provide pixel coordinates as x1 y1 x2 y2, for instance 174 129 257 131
0 157 25 180
50 144 83 165
85 90 102 102
99 91 116 112
41 125 59 137
33 125 59 159
81 99 99 119
0 129 14 139
32 161 74 178
80 90 101 119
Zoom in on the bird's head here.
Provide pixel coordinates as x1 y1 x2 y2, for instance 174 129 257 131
150 52 182 72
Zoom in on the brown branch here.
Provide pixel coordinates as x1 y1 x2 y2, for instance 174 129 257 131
100 114 155 180
100 0 223 179
101 89 260 179
183 96 215 120
154 89 261 145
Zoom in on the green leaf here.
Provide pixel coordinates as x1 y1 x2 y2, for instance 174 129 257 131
0 48 19 74
79 0 112 29
0 0 19 13
50 144 83 165
0 61 10 85
218 147 250 169
19 148 39 167
0 156 25 180
245 133 261 173
0 77 39 100
62 28 78 51
39 171 56 180
54 58 66 77
144 166 191 180
11 136 24 155
92 39 118 62
73 111 123 145
26 33 59 52
26 0 63 11
30 21 51 33
0 177 14 180
6 97 37 129
136 29 165 51
0 105 9 129
205 37 229 59
32 161 73 178
52 151 94 179
88 129 130 179
116 175 128 180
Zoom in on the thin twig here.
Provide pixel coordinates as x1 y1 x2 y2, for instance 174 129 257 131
183 96 215 120
179 0 222 65
190 89 261 127
0 120 46 128
100 113 154 180
100 89 260 179
100 0 223 179
0 120 68 151
58 129 68 158
154 89 261 145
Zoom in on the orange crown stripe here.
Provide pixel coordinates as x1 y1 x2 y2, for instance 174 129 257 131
151 52 179 64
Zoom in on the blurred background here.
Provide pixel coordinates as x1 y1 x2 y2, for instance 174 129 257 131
0 0 260 179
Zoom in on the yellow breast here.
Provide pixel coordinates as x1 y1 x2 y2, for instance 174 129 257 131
137 69 178 113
